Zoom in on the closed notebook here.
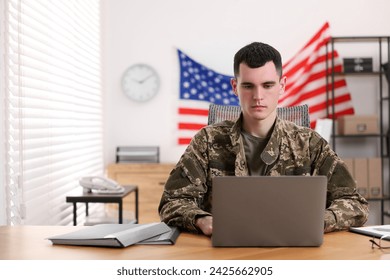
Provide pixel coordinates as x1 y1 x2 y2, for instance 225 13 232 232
47 222 172 247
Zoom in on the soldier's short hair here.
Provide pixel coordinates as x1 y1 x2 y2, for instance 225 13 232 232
233 42 283 78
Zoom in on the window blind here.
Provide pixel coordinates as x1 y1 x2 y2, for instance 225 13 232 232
3 0 103 225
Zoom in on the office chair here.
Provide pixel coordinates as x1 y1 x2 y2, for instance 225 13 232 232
207 103 310 128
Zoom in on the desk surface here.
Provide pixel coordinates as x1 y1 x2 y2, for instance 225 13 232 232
0 226 388 260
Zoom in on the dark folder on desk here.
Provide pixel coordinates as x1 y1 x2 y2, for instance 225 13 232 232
48 222 178 247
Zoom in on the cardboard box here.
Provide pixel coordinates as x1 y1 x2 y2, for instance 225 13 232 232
337 115 379 135
354 158 369 198
368 157 382 198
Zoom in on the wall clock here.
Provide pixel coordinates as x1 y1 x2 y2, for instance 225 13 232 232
121 63 160 102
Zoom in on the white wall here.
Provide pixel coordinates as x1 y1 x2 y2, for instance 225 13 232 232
102 0 390 166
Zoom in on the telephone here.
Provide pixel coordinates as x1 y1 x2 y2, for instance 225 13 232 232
79 176 125 194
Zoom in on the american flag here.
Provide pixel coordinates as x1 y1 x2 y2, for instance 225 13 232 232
177 22 354 144
279 22 354 128
177 49 239 145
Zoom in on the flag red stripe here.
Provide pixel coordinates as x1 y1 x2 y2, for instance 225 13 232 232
287 79 347 107
285 62 342 95
326 79 347 90
328 108 355 119
284 51 341 80
283 70 327 101
178 138 192 145
178 108 209 116
334 108 355 117
287 86 327 107
178 123 206 130
281 60 342 103
284 43 331 78
309 94 354 114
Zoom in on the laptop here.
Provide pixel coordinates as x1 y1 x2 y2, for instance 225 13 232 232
212 176 327 247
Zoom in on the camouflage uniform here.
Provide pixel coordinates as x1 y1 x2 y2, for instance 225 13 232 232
159 115 369 233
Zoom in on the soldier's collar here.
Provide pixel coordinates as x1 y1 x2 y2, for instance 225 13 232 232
260 118 281 165
230 113 244 145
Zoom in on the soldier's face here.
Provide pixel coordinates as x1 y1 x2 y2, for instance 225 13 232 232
231 62 286 122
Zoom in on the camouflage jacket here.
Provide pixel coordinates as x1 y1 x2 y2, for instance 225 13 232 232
159 116 369 233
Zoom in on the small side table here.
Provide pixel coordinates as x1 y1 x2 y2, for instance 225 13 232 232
66 185 138 226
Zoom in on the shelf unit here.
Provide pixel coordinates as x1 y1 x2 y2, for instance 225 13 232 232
326 36 390 225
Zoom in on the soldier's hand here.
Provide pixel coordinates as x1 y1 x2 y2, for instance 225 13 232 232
195 216 213 236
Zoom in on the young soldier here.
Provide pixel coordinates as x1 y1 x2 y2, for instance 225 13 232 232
159 42 369 236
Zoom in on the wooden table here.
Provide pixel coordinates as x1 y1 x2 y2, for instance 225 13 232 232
0 226 387 260
66 185 138 225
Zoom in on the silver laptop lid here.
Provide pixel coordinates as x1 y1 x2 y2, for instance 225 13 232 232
212 176 327 247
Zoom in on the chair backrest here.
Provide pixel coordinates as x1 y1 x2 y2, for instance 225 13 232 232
207 103 310 128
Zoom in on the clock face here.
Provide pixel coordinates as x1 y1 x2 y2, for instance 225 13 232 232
121 64 160 102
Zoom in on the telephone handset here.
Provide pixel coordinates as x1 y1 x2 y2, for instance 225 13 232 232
79 176 125 194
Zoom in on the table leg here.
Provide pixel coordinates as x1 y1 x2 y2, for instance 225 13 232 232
72 202 77 226
135 188 139 223
118 201 123 224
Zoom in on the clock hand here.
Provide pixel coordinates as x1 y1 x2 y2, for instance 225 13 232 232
139 74 153 83
131 78 142 83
